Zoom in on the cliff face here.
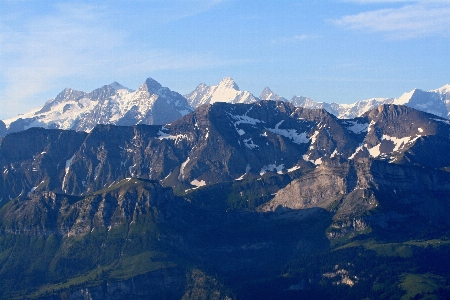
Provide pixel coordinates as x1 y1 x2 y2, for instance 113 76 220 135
262 159 450 238
0 179 178 237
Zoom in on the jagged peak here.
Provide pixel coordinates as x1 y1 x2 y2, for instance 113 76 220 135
139 77 163 94
393 88 418 105
108 81 130 91
430 84 450 94
259 87 273 98
261 86 273 94
54 87 86 102
218 77 239 90
260 87 287 101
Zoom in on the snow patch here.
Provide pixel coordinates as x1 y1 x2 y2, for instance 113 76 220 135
62 154 75 192
366 144 381 158
243 138 258 149
236 164 251 181
260 164 284 176
266 120 309 144
228 113 263 126
302 154 323 165
287 165 301 172
330 149 340 158
348 144 365 160
28 180 44 197
344 121 369 134
179 156 190 179
382 134 419 152
367 120 376 132
310 130 320 146
190 179 206 187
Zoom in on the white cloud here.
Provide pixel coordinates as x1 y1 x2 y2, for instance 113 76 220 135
333 1 450 39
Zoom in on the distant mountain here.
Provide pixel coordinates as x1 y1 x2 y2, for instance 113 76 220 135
259 87 287 102
393 85 450 118
259 85 449 119
2 77 449 138
332 97 394 119
184 77 259 108
258 86 395 118
2 78 192 135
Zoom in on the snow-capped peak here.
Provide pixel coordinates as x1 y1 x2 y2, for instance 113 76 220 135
430 84 450 94
1 78 193 135
109 81 131 91
393 89 417 105
184 77 258 108
260 87 287 102
218 77 239 90
138 77 163 94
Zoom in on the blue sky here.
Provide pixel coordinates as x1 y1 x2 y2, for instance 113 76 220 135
0 0 449 119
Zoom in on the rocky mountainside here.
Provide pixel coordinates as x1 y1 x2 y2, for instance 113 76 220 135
184 77 259 108
2 101 450 202
2 78 192 135
1 100 450 298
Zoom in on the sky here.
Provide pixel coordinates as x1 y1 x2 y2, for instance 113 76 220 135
0 0 449 120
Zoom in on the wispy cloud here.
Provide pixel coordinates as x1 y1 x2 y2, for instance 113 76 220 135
271 34 320 44
0 2 230 118
125 0 227 22
333 1 450 39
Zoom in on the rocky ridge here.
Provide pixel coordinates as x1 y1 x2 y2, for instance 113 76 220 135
2 102 450 202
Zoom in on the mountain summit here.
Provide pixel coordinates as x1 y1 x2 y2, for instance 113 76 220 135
218 76 240 90
392 87 450 118
184 77 259 108
259 87 287 102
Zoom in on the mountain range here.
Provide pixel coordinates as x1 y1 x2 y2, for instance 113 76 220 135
1 78 192 136
1 95 450 298
1 77 449 137
1 76 450 299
